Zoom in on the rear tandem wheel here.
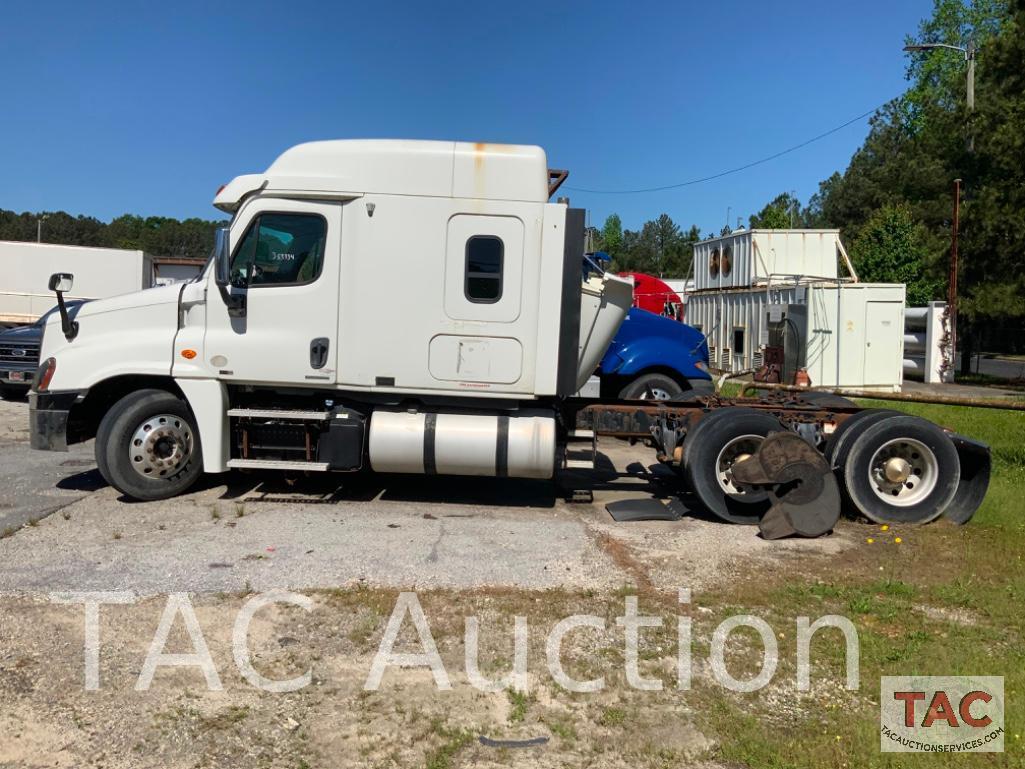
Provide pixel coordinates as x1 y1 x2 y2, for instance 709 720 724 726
681 408 786 524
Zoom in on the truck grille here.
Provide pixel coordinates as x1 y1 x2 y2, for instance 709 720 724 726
0 343 40 365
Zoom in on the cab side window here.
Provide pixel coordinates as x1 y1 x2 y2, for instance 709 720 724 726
465 236 503 303
229 213 327 287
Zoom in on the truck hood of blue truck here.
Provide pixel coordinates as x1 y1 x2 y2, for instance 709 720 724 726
598 308 711 380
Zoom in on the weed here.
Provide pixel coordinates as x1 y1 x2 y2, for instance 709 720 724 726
506 687 533 723
599 707 627 727
424 723 474 769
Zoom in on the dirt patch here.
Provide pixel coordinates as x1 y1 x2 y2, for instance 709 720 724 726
0 591 753 768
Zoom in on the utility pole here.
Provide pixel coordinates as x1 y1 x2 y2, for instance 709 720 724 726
948 179 961 380
36 214 49 243
904 38 977 377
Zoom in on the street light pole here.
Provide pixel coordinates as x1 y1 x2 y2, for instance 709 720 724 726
36 214 49 243
903 39 977 379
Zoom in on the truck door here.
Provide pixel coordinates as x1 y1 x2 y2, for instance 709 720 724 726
202 199 343 386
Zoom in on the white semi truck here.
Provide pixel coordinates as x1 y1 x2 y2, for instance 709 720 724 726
28 140 990 531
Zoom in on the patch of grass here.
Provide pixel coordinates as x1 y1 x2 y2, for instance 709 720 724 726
689 399 1025 768
424 721 474 769
199 705 250 730
544 716 577 742
61 511 71 520
506 687 533 723
235 502 246 518
599 706 627 727
954 371 1025 391
210 506 221 520
347 610 381 648
112 531 122 540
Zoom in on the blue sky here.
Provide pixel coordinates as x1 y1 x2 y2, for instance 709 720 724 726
0 1 929 234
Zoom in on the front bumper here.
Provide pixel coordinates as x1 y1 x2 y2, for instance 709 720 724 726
0 365 35 386
29 390 82 452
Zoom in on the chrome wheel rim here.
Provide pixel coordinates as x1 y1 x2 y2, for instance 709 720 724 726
640 386 673 400
128 414 193 479
867 437 937 507
715 434 763 496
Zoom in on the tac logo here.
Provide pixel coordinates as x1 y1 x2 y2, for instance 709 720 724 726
880 676 1004 753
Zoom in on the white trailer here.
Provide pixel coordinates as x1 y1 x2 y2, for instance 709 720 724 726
26 140 990 529
0 241 153 326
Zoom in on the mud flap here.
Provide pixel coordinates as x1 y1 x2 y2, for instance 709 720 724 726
731 432 840 539
942 433 992 525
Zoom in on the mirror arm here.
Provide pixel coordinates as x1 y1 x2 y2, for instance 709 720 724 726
56 291 78 341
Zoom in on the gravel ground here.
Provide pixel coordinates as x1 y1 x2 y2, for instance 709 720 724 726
0 398 851 596
0 397 855 768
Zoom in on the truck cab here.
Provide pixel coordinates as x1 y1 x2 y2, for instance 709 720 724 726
30 140 633 500
598 307 712 400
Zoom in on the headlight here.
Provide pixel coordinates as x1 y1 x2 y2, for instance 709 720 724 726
34 358 56 392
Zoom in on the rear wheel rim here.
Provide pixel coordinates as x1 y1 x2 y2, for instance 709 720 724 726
715 434 763 496
866 437 937 507
128 414 193 480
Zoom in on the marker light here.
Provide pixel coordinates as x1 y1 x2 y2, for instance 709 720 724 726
35 357 57 392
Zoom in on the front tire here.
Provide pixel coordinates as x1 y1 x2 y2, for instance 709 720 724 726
95 389 203 501
618 373 687 401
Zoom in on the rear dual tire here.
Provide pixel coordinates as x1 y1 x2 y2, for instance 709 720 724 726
682 408 785 524
838 415 959 525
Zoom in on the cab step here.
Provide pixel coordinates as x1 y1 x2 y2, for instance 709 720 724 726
227 408 330 421
227 458 330 471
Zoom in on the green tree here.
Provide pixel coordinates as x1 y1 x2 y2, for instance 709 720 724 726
850 204 943 306
600 213 623 258
749 192 801 229
0 208 225 259
959 0 1025 324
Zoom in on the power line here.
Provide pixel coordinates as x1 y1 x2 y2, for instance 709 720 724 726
564 103 886 195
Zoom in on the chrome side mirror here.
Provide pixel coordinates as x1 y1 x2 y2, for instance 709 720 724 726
48 273 74 293
47 272 78 340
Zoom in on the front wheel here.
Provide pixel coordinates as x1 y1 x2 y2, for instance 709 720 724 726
618 373 687 401
95 389 203 501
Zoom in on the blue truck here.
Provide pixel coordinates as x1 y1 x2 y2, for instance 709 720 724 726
598 306 713 400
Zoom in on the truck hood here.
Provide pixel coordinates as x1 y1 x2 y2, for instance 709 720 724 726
0 323 42 344
40 283 183 391
68 283 183 319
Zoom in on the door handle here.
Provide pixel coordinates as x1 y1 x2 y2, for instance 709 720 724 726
310 338 330 369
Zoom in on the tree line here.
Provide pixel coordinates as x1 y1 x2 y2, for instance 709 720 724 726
0 209 224 260
595 0 1023 358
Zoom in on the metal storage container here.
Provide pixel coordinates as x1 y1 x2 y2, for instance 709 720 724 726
692 229 843 292
686 282 906 392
